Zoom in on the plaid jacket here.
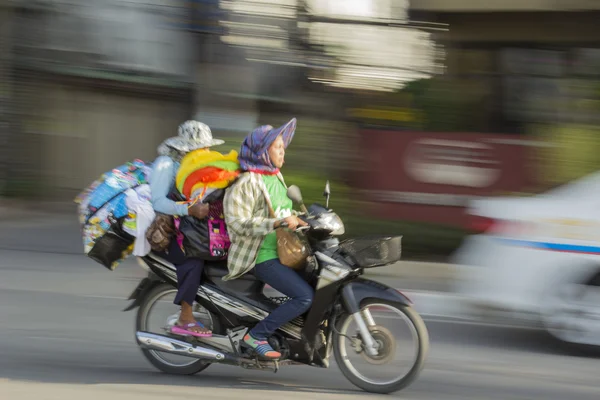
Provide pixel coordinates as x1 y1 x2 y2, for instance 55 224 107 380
222 172 287 280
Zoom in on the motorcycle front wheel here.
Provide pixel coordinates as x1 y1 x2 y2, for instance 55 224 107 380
333 301 429 394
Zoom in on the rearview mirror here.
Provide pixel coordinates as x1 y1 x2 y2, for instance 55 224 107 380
287 185 308 214
287 185 303 204
324 181 331 208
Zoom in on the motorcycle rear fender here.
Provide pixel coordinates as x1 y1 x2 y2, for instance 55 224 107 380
341 278 412 314
122 274 163 312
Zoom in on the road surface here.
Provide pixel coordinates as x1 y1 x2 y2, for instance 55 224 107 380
0 248 599 399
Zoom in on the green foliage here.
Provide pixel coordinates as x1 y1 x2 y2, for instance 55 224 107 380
403 77 492 132
531 124 600 188
285 170 466 260
1 178 40 198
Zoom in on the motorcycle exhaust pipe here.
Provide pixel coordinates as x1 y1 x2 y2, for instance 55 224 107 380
136 331 241 366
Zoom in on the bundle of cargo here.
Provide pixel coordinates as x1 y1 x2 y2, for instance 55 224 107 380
171 149 241 259
175 149 241 200
74 159 154 270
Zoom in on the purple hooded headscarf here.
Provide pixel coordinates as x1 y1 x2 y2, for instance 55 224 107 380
238 118 297 174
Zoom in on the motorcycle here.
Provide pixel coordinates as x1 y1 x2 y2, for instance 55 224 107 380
124 182 429 394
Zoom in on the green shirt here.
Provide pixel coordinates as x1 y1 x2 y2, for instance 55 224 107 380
222 172 281 281
255 174 293 264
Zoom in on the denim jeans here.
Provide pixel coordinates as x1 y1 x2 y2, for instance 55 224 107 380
250 258 314 339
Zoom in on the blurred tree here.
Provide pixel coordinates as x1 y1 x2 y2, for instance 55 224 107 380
532 123 600 188
403 77 492 132
0 0 12 195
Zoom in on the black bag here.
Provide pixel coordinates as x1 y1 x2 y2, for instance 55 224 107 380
170 189 229 260
87 215 135 271
177 215 214 259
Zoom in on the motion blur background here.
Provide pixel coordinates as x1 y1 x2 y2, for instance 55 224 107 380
3 0 600 259
2 1 600 399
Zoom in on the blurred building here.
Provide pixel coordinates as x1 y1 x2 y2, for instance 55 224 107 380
193 0 443 179
7 0 197 198
352 0 600 228
4 0 600 199
409 0 600 133
0 0 13 196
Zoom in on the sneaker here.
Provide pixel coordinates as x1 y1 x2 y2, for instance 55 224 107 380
243 333 281 359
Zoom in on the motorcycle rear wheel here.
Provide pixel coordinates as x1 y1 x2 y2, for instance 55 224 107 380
136 283 216 375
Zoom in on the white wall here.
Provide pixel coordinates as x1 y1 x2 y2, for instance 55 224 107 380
29 82 188 191
35 0 195 79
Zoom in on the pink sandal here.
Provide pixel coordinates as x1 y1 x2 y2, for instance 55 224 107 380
170 321 212 338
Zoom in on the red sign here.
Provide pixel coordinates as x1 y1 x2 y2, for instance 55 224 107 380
353 130 540 227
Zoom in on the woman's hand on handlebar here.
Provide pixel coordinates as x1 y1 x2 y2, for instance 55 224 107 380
275 215 307 230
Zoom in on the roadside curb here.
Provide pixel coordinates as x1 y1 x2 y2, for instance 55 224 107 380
363 261 456 279
0 199 462 291
403 290 472 319
362 261 458 292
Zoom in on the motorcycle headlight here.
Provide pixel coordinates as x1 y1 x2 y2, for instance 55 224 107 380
319 212 345 235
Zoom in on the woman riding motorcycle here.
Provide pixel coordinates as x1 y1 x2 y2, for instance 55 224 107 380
223 118 312 359
150 120 224 337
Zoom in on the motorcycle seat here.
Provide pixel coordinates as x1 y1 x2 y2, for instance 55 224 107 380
204 261 257 282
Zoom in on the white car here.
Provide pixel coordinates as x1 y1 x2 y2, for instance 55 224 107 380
452 172 600 348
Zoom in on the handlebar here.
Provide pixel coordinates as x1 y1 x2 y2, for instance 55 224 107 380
277 221 310 232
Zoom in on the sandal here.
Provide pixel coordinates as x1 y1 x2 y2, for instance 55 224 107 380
243 333 281 359
170 321 212 338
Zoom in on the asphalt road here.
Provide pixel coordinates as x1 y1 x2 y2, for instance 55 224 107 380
0 248 599 400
